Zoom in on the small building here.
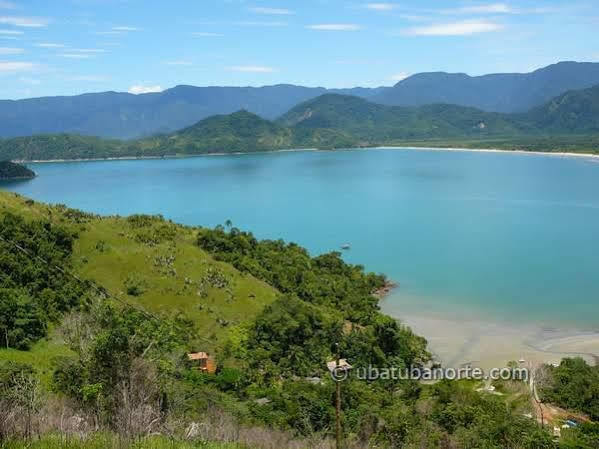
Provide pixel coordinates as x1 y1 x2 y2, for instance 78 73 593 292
327 359 352 373
187 352 217 374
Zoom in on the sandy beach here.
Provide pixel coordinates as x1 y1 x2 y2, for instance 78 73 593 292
15 145 599 164
385 309 599 370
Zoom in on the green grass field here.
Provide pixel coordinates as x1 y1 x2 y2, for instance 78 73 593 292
0 191 279 360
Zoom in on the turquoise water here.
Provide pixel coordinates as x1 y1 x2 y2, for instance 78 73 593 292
3 148 599 329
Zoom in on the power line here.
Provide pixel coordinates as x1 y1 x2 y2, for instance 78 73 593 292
0 231 212 345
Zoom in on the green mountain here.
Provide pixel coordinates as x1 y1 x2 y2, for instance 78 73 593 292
1 62 599 140
0 161 35 180
0 84 382 139
279 94 526 141
145 110 296 153
374 61 599 113
0 192 574 448
526 84 599 133
3 84 599 162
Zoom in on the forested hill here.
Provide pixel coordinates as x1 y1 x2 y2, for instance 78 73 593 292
1 191 598 447
373 61 599 113
278 94 527 140
1 62 599 140
526 84 599 133
0 160 35 179
3 84 599 161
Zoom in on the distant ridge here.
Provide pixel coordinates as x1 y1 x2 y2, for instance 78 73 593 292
373 61 599 113
0 84 381 140
0 61 598 139
3 82 599 161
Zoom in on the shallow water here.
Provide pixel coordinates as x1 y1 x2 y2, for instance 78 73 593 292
3 148 599 330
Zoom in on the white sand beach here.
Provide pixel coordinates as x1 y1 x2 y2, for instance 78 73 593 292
388 311 599 370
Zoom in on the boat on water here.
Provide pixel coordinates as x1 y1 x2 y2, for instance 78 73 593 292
341 243 351 250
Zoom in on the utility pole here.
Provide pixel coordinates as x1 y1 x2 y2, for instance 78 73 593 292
335 342 342 449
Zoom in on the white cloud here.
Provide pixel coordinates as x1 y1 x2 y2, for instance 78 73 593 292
403 20 503 36
60 53 92 59
19 76 40 85
71 48 106 53
0 29 21 34
229 65 276 73
112 26 139 31
389 72 410 82
94 31 122 35
70 75 108 82
366 3 397 11
128 84 163 94
0 46 22 54
0 61 34 72
249 7 294 15
191 32 223 37
35 42 65 48
306 24 362 31
234 21 287 27
0 16 48 27
165 60 193 66
446 3 514 14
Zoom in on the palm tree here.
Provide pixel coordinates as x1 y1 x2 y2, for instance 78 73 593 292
224 219 233 229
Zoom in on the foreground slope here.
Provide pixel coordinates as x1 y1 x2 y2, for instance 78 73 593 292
1 192 598 447
0 191 279 352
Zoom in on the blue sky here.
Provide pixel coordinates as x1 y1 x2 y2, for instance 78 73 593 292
0 0 597 99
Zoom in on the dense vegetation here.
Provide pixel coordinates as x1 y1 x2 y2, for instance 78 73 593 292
0 161 35 180
0 192 597 448
3 83 599 161
279 94 528 140
540 358 599 420
0 212 89 349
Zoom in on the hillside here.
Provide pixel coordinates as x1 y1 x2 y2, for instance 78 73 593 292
1 62 598 140
2 192 597 447
0 84 380 140
374 61 599 113
3 85 599 162
279 94 526 141
526 84 599 133
0 161 35 180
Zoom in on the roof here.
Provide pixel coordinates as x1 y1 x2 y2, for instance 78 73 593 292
327 359 352 373
187 352 209 361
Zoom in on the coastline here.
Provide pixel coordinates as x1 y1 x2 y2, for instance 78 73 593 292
384 307 599 370
373 146 599 159
14 145 599 164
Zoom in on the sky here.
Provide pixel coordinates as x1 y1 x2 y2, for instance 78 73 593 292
0 0 597 99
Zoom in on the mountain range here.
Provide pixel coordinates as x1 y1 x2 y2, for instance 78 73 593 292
1 61 599 140
2 83 599 161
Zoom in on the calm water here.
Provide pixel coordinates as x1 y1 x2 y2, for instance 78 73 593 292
3 148 599 329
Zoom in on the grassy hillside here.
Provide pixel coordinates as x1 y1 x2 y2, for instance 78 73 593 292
2 192 596 448
0 192 279 353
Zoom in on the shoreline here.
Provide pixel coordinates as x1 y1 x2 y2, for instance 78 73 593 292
14 145 599 164
373 145 599 159
384 306 599 369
